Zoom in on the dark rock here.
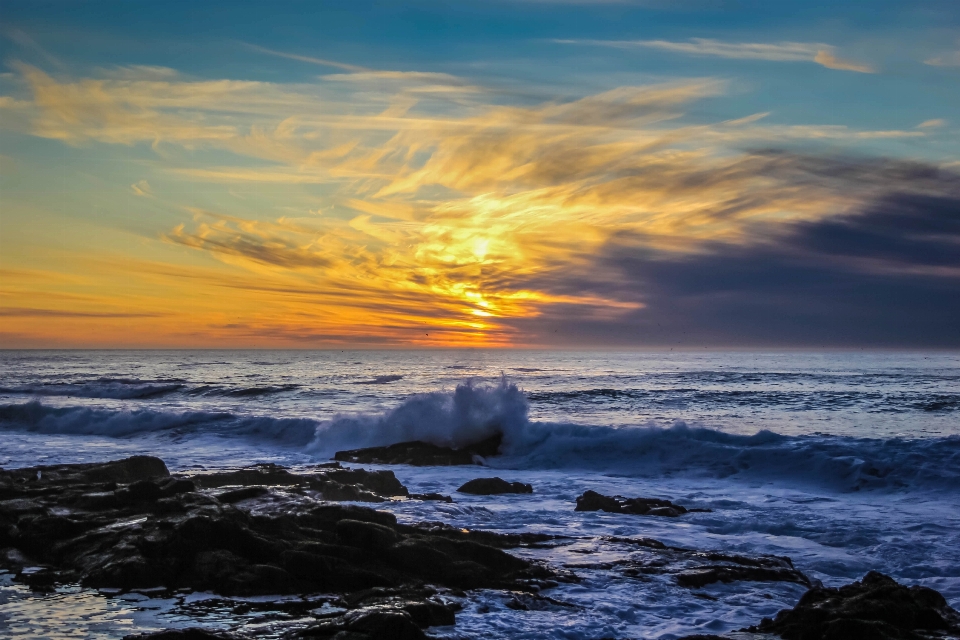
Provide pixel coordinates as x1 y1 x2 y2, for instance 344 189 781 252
337 519 400 551
599 538 811 590
160 478 197 496
575 490 702 517
216 486 269 503
334 433 502 466
343 608 426 639
325 469 409 497
408 493 453 503
405 521 560 549
2 456 169 488
190 465 405 502
0 452 556 640
123 629 240 640
190 464 306 489
574 490 621 513
457 478 532 495
602 536 667 550
746 571 960 640
505 592 577 611
677 563 809 588
296 607 427 639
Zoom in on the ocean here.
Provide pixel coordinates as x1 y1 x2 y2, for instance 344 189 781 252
1 349 958 638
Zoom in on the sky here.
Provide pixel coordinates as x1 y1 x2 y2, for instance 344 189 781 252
0 0 958 348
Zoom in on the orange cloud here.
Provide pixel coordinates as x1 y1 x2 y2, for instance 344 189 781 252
0 63 937 346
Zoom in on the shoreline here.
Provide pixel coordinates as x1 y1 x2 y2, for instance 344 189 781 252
2 452 958 639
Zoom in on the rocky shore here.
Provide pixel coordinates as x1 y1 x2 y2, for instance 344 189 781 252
2 449 958 639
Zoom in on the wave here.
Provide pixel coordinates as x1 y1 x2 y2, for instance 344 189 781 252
0 379 301 400
191 384 301 398
527 388 960 413
0 401 318 443
1 381 958 492
355 375 404 385
0 379 185 400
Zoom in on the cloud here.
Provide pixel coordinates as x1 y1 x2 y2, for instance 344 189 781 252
0 62 947 346
812 50 875 73
3 29 64 70
918 119 947 129
557 38 875 71
0 308 166 318
925 50 960 67
130 179 151 196
509 179 960 347
240 42 370 72
164 214 334 270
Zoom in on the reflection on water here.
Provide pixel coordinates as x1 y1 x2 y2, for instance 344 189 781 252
0 571 333 638
1 572 149 638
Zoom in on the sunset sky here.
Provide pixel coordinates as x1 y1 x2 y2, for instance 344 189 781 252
1 0 958 348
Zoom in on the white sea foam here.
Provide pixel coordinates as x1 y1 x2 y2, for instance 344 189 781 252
2 380 958 492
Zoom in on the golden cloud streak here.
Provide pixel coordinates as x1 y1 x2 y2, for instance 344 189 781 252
0 62 937 346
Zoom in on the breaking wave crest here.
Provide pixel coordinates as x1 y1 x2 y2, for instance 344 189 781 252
1 380 958 492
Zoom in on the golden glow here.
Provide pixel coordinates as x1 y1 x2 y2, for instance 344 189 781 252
0 63 935 346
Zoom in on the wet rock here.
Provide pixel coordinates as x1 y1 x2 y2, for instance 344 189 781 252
123 630 240 640
1 456 169 489
746 571 960 640
189 465 406 501
295 607 426 639
602 536 667 550
677 562 809 588
408 493 453 503
406 521 560 549
504 592 577 612
574 490 621 513
457 478 533 495
590 537 811 590
334 433 503 466
0 456 554 601
337 519 400 551
575 490 705 517
216 486 269 504
325 469 408 497
293 587 458 638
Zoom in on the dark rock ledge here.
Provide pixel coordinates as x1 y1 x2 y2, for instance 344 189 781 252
566 536 812 590
457 477 533 495
679 571 960 640
334 433 502 466
0 455 560 639
575 489 711 517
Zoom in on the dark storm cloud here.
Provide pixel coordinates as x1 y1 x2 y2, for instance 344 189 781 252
508 166 960 347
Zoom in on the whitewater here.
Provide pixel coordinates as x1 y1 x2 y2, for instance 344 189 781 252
1 350 958 638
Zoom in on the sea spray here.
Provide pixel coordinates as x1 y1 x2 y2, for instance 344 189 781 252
3 378 959 492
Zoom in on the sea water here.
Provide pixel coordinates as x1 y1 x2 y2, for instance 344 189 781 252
1 350 958 638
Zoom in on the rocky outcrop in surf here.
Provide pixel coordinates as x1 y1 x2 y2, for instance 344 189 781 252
746 570 960 640
457 477 533 495
0 455 559 638
334 433 503 466
574 490 709 517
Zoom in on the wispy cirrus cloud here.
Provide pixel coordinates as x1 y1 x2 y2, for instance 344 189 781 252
812 50 874 73
0 60 944 346
925 50 960 67
555 37 875 72
130 179 151 196
238 42 370 72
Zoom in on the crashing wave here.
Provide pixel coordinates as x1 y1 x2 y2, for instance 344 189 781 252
1 380 958 492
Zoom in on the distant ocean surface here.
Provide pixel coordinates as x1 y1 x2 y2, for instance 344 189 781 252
1 350 959 638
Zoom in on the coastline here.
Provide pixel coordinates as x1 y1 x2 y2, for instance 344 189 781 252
2 448 959 639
